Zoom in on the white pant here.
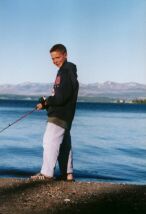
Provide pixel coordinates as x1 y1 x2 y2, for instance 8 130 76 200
41 122 73 177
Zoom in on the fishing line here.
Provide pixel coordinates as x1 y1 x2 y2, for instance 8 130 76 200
0 108 36 134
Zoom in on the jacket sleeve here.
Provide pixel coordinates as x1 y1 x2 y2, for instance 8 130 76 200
45 69 74 107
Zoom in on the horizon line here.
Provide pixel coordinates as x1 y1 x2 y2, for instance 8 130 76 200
0 80 146 85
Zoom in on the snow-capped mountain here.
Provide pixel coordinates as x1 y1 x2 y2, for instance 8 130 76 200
0 81 146 99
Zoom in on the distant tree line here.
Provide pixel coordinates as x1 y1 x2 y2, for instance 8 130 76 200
132 99 146 104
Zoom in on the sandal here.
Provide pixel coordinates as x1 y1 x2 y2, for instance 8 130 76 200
30 173 53 181
67 179 75 182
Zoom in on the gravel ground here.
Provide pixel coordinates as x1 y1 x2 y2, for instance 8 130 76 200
0 178 146 214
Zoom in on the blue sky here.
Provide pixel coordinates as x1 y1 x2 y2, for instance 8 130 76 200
0 0 145 84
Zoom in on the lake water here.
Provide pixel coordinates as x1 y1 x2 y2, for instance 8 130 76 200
0 100 146 184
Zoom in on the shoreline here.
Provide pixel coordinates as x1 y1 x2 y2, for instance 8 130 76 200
0 178 146 213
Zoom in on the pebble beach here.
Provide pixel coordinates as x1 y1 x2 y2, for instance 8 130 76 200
0 178 146 214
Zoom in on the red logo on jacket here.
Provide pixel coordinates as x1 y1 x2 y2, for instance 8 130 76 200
55 76 61 85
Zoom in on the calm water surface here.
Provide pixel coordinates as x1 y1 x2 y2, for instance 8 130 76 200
0 100 146 184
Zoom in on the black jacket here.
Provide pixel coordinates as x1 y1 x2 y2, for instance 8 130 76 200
45 60 79 129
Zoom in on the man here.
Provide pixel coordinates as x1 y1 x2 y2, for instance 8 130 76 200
31 44 79 181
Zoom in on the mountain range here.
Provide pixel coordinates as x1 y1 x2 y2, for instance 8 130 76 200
0 81 146 101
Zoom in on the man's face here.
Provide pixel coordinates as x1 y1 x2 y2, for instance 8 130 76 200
50 51 67 68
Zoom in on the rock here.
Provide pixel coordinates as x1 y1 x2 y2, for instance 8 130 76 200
64 198 71 202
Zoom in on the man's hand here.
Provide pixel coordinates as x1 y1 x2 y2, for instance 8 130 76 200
36 103 43 110
36 96 47 110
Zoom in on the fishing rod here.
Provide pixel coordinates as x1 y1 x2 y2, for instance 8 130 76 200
0 108 36 134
